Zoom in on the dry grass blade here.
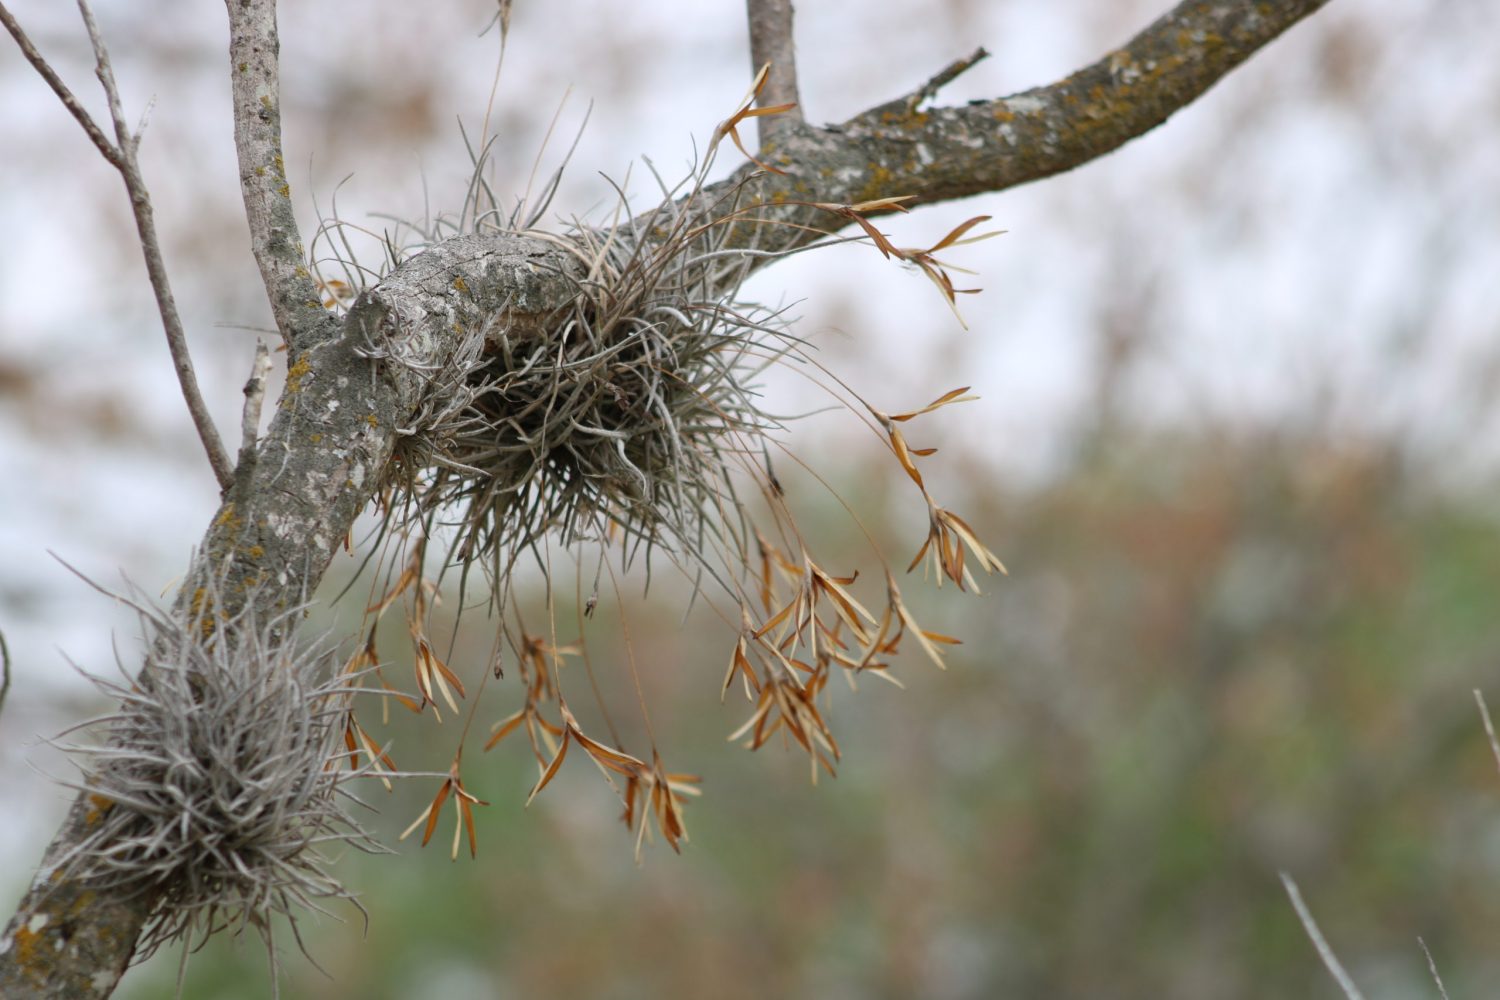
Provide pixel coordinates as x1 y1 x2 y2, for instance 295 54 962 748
1417 937 1451 1000
1280 873 1368 1000
1475 689 1500 777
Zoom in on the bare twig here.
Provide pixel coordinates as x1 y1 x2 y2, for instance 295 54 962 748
903 46 990 114
3 2 235 490
1280 873 1367 1000
0 630 11 721
745 0 803 143
1475 689 1500 776
237 340 272 475
0 6 120 168
76 1 234 490
1417 937 1451 1000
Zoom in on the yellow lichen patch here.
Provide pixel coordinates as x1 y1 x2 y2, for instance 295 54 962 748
286 353 312 393
310 433 323 444
855 163 898 204
214 504 240 530
365 414 379 428
12 919 42 968
881 108 929 127
453 275 468 293
247 545 265 559
189 586 218 639
84 793 114 827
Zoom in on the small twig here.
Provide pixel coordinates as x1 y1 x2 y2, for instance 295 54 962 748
745 0 803 143
906 47 990 112
863 46 994 124
1280 873 1367 1000
76 0 233 490
1417 937 1451 1000
237 340 272 476
1475 689 1500 777
0 630 11 721
0 5 121 167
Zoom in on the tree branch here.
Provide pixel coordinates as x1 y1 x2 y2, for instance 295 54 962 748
224 0 340 354
77 1 235 490
3 1 235 490
0 1 1333 992
0 6 121 169
712 0 1334 258
745 0 803 144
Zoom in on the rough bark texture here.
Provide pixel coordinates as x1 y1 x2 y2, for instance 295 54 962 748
226 0 340 353
0 0 1330 995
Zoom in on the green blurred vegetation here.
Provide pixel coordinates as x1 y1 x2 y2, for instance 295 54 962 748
122 425 1500 999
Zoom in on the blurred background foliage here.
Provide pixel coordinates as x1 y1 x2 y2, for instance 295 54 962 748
3 0 1499 997
120 425 1500 1000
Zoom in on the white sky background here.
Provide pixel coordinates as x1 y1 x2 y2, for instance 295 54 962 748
1 0 1497 883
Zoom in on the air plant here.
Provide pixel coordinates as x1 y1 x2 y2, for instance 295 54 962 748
51 565 389 973
308 66 1006 860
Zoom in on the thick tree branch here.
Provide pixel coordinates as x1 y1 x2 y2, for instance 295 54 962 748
712 0 1334 259
838 0 1334 208
224 0 340 354
0 1 1332 993
745 0 803 143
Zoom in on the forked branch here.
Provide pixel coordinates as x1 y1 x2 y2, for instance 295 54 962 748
1 0 235 490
